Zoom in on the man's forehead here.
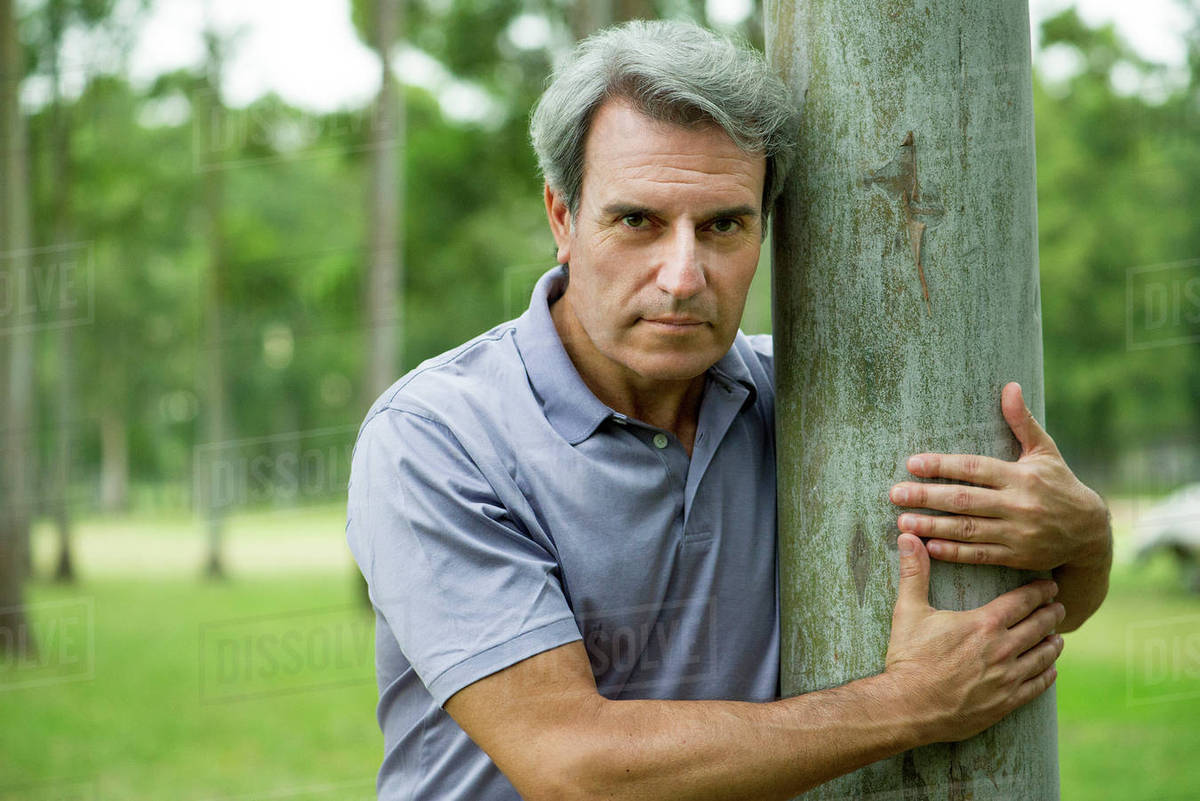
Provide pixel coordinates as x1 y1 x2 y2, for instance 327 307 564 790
580 99 766 206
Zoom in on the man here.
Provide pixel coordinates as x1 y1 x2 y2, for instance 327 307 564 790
346 19 1112 800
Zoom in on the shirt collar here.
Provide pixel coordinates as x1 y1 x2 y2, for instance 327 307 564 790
707 330 759 408
515 266 615 444
515 265 759 445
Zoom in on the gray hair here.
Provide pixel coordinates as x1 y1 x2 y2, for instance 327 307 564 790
530 19 798 224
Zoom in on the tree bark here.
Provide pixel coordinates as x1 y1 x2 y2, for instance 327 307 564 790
767 2 1058 798
0 0 36 658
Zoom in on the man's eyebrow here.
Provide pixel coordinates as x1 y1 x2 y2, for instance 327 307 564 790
705 204 759 220
600 202 656 218
598 203 760 219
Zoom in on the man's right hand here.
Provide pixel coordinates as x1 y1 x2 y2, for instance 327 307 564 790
884 531 1065 745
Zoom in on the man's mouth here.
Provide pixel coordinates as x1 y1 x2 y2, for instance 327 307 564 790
642 315 706 327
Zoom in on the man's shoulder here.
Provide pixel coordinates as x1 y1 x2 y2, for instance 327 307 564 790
737 331 773 363
358 319 525 436
728 330 774 390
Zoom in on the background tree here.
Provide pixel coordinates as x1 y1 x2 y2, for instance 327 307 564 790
362 0 403 407
198 26 230 579
26 0 122 581
0 0 36 657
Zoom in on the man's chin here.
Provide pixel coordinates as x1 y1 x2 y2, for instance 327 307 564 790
622 349 724 383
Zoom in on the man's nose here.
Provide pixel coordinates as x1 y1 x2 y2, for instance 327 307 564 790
655 225 706 299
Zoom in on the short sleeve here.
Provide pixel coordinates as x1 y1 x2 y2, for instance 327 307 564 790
346 408 582 707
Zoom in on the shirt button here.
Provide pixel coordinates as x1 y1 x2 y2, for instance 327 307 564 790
653 433 669 449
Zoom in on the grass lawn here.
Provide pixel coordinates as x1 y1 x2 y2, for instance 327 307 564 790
2 505 1199 800
1 574 380 801
1056 552 1200 800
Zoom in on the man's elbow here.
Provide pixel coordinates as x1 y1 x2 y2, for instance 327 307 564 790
504 700 637 801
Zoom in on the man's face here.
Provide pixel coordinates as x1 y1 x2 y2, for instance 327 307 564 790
546 99 766 383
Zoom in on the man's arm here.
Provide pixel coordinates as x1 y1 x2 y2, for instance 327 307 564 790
1049 526 1111 633
891 382 1113 633
445 535 1064 801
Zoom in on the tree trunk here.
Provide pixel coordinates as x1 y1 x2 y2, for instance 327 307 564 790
49 0 76 582
365 0 402 402
570 0 613 41
98 408 128 511
767 2 1057 798
0 0 36 659
200 29 228 580
570 0 654 41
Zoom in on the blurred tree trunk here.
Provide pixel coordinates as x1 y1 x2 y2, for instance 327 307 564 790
98 408 127 510
199 28 228 580
365 0 401 403
768 1 1058 798
570 0 612 40
359 0 403 606
47 0 75 581
0 0 36 658
570 0 654 41
614 0 652 24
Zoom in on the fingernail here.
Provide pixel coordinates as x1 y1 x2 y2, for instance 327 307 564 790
891 487 909 503
1055 635 1064 647
898 537 914 555
909 456 925 472
897 514 914 531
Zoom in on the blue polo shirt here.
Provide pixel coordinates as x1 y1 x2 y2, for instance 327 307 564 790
346 265 779 800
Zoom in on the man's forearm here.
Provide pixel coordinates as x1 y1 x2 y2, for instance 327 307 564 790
555 673 923 801
1052 507 1112 633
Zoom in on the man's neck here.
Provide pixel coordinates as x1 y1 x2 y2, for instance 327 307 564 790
550 290 706 453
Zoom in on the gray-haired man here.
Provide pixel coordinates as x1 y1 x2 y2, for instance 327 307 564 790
347 19 1111 800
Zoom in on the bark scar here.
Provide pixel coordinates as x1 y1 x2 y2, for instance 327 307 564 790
849 522 870 607
863 131 946 315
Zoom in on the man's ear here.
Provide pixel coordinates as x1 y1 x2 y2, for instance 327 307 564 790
543 183 572 265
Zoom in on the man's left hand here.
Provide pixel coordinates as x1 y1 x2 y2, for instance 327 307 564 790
889 382 1111 572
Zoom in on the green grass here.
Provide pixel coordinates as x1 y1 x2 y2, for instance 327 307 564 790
2 547 1198 800
1 575 380 801
1056 552 1200 801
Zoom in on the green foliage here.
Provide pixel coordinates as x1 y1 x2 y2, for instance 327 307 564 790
1034 8 1200 489
11 1 1200 509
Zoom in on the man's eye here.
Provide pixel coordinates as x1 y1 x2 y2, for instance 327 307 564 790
622 213 648 229
711 218 740 233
